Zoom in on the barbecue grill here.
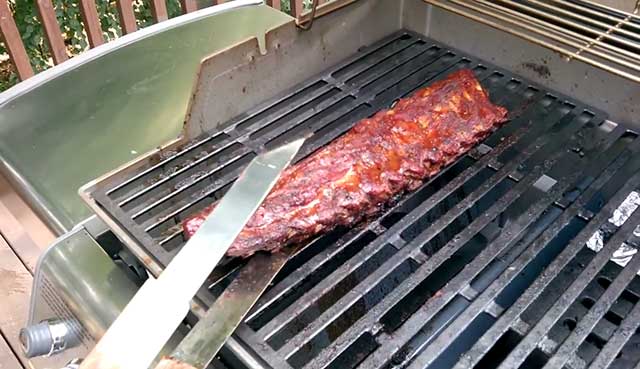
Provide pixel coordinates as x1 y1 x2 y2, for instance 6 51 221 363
10 0 640 368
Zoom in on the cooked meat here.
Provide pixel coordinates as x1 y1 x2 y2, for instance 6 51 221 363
182 69 508 258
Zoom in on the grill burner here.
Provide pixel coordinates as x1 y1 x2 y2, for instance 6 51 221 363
89 31 640 369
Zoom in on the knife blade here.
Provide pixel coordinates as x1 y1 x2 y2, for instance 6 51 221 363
154 249 295 369
80 138 305 369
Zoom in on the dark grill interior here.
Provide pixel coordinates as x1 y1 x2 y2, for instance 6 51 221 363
90 31 640 369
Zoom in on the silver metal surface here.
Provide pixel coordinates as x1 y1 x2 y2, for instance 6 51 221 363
168 251 292 369
584 0 640 13
0 1 291 233
183 0 401 139
423 0 640 83
407 0 640 127
80 138 303 369
28 228 139 340
20 319 79 358
24 226 140 367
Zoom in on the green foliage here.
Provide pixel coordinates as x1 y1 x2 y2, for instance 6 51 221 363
280 0 314 14
131 0 182 29
0 0 183 91
0 0 312 91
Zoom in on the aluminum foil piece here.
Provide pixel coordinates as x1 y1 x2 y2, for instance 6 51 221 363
586 191 640 268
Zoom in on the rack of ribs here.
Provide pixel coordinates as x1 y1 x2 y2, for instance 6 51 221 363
182 69 508 258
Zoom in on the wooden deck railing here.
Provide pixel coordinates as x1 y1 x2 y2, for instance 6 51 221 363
0 0 302 83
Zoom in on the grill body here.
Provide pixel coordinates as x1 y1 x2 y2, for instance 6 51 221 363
80 1 640 368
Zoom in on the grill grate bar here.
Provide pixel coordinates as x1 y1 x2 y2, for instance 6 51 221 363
339 46 445 95
230 35 419 135
246 225 376 323
234 82 337 134
150 152 254 246
105 131 230 197
327 36 419 80
240 41 436 146
449 161 640 369
247 82 541 326
280 107 597 360
144 51 460 245
426 0 640 82
550 0 640 28
492 194 640 369
141 44 457 241
119 141 247 210
353 51 462 107
316 119 627 369
215 36 417 139
587 299 640 368
154 152 255 246
254 93 570 343
355 125 634 369
129 146 252 218
153 158 253 245
543 249 640 369
242 89 355 146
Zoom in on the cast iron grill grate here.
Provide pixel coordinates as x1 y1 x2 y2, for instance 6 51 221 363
90 31 640 369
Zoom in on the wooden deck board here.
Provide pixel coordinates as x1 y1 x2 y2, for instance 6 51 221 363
0 235 36 368
0 333 23 369
0 174 55 259
0 200 47 274
0 175 55 368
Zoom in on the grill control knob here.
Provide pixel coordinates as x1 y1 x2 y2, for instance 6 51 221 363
19 319 77 358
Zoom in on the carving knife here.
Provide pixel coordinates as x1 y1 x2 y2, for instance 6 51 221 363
80 138 305 369
154 249 295 369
